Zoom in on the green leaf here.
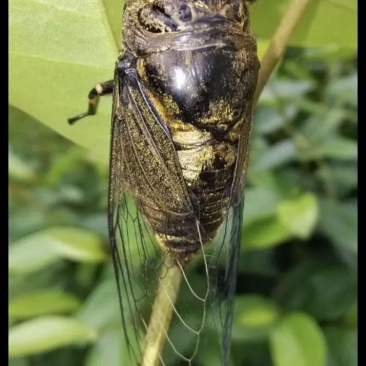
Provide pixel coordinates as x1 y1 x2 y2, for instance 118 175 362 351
277 193 319 239
343 302 357 327
315 163 357 199
254 105 297 135
303 45 357 62
274 263 357 321
324 327 357 366
43 146 87 187
9 316 97 358
9 227 108 274
241 249 280 277
244 214 292 250
9 0 120 162
252 140 298 172
9 149 36 181
102 0 124 47
233 295 280 342
237 296 280 327
299 137 357 161
9 290 81 319
327 164 357 192
9 359 29 366
244 187 281 224
232 343 272 366
251 0 357 48
318 199 357 255
9 237 61 275
260 80 315 103
48 227 108 261
270 312 326 366
9 268 70 300
299 109 350 144
326 72 358 107
85 330 127 366
76 280 120 330
198 340 225 366
304 268 357 321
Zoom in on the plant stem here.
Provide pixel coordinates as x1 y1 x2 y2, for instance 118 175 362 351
141 255 182 366
141 1 312 365
253 0 312 106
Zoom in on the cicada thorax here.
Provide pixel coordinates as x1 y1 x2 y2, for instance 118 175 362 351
120 0 259 267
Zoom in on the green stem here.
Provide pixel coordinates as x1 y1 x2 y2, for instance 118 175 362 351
253 0 312 106
141 256 182 366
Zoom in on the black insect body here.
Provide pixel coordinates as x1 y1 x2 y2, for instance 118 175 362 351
69 1 259 365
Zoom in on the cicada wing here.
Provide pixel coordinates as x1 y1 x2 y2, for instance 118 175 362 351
108 74 160 363
207 108 253 364
108 63 251 365
108 78 142 364
108 70 212 365
208 199 244 365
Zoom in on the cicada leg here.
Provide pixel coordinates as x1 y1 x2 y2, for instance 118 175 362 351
68 79 115 124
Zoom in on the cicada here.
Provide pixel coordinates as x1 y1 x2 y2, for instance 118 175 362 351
69 0 259 365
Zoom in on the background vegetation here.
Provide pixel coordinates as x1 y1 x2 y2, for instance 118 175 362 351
9 1 357 365
9 45 357 366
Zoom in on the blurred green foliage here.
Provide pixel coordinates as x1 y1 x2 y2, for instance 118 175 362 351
9 45 357 366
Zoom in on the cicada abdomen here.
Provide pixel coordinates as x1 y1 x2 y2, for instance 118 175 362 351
69 1 259 365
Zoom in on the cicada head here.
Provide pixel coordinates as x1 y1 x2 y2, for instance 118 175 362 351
123 0 254 41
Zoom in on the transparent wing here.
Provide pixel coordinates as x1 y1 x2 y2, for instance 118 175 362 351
209 199 244 365
108 70 249 366
207 108 252 364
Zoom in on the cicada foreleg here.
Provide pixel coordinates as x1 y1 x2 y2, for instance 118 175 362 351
68 79 115 124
